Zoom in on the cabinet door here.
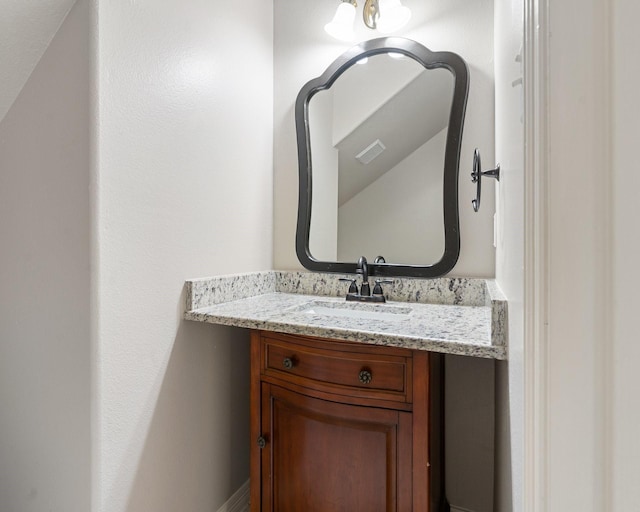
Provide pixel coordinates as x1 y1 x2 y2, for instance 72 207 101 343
260 383 412 512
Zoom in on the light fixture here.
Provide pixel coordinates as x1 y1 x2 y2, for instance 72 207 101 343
324 1 357 42
376 0 412 34
324 0 411 41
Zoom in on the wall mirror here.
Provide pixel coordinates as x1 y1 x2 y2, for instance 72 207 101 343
295 37 469 278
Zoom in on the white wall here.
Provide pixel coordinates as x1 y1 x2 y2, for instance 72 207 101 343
0 1 91 510
498 1 640 511
494 0 524 510
522 0 640 508
273 0 496 277
542 0 611 509
1 1 273 510
95 1 273 511
611 0 640 508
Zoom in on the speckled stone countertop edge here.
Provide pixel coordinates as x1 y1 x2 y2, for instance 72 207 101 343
184 309 507 360
485 280 508 347
185 271 275 310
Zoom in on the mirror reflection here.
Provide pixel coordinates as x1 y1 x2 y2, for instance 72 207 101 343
307 53 454 265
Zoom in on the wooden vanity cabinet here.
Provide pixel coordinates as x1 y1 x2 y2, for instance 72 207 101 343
250 330 444 512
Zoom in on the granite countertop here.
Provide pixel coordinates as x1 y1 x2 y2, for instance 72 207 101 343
184 271 507 360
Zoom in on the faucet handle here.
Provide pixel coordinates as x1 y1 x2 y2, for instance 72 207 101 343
372 279 394 297
339 277 358 295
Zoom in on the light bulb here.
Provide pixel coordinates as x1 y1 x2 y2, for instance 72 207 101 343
324 2 357 42
377 0 411 34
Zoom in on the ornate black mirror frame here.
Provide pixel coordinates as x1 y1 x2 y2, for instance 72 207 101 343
295 37 469 278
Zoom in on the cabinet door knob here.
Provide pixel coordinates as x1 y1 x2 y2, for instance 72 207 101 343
283 357 294 369
358 369 373 384
257 436 267 449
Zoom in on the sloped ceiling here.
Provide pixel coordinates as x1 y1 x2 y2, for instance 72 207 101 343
0 0 77 123
335 69 452 205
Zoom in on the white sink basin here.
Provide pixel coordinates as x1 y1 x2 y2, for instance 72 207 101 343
299 301 413 322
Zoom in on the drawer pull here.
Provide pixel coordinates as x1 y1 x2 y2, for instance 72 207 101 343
358 369 373 384
257 436 267 449
283 357 295 369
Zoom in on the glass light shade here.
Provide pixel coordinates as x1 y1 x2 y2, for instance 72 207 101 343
376 0 411 34
324 2 357 42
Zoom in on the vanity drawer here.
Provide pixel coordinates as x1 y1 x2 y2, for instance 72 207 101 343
260 333 412 405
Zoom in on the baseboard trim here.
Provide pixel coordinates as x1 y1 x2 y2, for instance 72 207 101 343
450 506 476 512
216 479 250 512
220 480 475 512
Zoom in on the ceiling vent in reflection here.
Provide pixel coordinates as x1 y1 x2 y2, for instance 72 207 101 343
355 139 386 165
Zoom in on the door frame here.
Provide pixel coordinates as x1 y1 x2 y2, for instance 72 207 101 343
522 0 612 510
523 0 549 507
